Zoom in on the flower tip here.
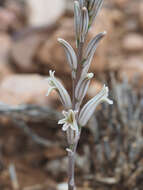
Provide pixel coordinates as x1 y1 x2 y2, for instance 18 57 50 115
110 100 113 104
106 98 113 105
74 0 79 5
57 38 62 42
82 7 87 11
66 148 73 154
87 72 94 79
58 121 61 125
103 31 107 35
49 70 55 77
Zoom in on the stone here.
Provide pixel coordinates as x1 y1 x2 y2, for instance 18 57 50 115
57 183 68 190
114 0 129 8
119 57 143 87
46 157 68 175
139 1 143 30
36 17 74 76
87 80 102 98
11 33 45 72
0 8 16 31
0 33 13 80
26 0 66 27
0 74 58 106
44 147 66 160
88 8 116 73
122 33 143 52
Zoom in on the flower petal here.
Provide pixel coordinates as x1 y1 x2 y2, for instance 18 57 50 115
62 124 69 131
62 110 68 117
46 86 56 97
58 118 66 124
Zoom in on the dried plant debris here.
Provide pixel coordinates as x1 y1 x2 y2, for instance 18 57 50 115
87 75 143 189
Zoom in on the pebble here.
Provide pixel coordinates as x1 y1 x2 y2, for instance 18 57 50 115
122 33 143 52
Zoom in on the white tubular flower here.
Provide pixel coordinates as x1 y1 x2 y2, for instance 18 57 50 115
81 32 106 77
58 38 77 74
78 85 113 126
81 7 89 42
74 1 89 45
75 73 94 108
74 1 81 44
58 110 79 133
89 0 104 27
88 0 95 11
46 70 72 109
79 0 86 8
85 32 106 60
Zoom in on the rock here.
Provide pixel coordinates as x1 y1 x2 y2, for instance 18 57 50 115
57 183 68 190
139 2 143 30
122 33 143 52
44 147 66 160
0 74 58 106
0 8 16 31
0 33 11 61
87 80 102 98
0 33 13 80
114 0 129 8
46 157 68 175
10 33 46 72
88 8 117 73
119 56 143 86
0 63 13 81
26 0 66 27
36 17 74 76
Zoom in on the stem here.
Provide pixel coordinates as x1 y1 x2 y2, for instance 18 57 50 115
68 41 84 190
68 151 75 190
68 138 79 190
72 42 84 110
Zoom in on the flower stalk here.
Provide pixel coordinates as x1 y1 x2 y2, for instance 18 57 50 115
46 0 113 189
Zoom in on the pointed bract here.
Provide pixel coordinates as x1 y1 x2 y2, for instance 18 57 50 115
75 73 94 109
74 1 81 44
81 7 89 42
58 38 77 72
74 2 89 44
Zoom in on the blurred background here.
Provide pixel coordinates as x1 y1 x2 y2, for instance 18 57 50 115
0 0 143 189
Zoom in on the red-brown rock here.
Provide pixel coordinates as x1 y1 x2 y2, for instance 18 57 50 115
0 74 58 106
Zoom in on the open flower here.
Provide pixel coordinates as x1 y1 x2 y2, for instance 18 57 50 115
58 110 79 132
78 85 113 126
46 70 72 109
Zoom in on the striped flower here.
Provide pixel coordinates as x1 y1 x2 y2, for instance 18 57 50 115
78 85 113 126
46 70 72 109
